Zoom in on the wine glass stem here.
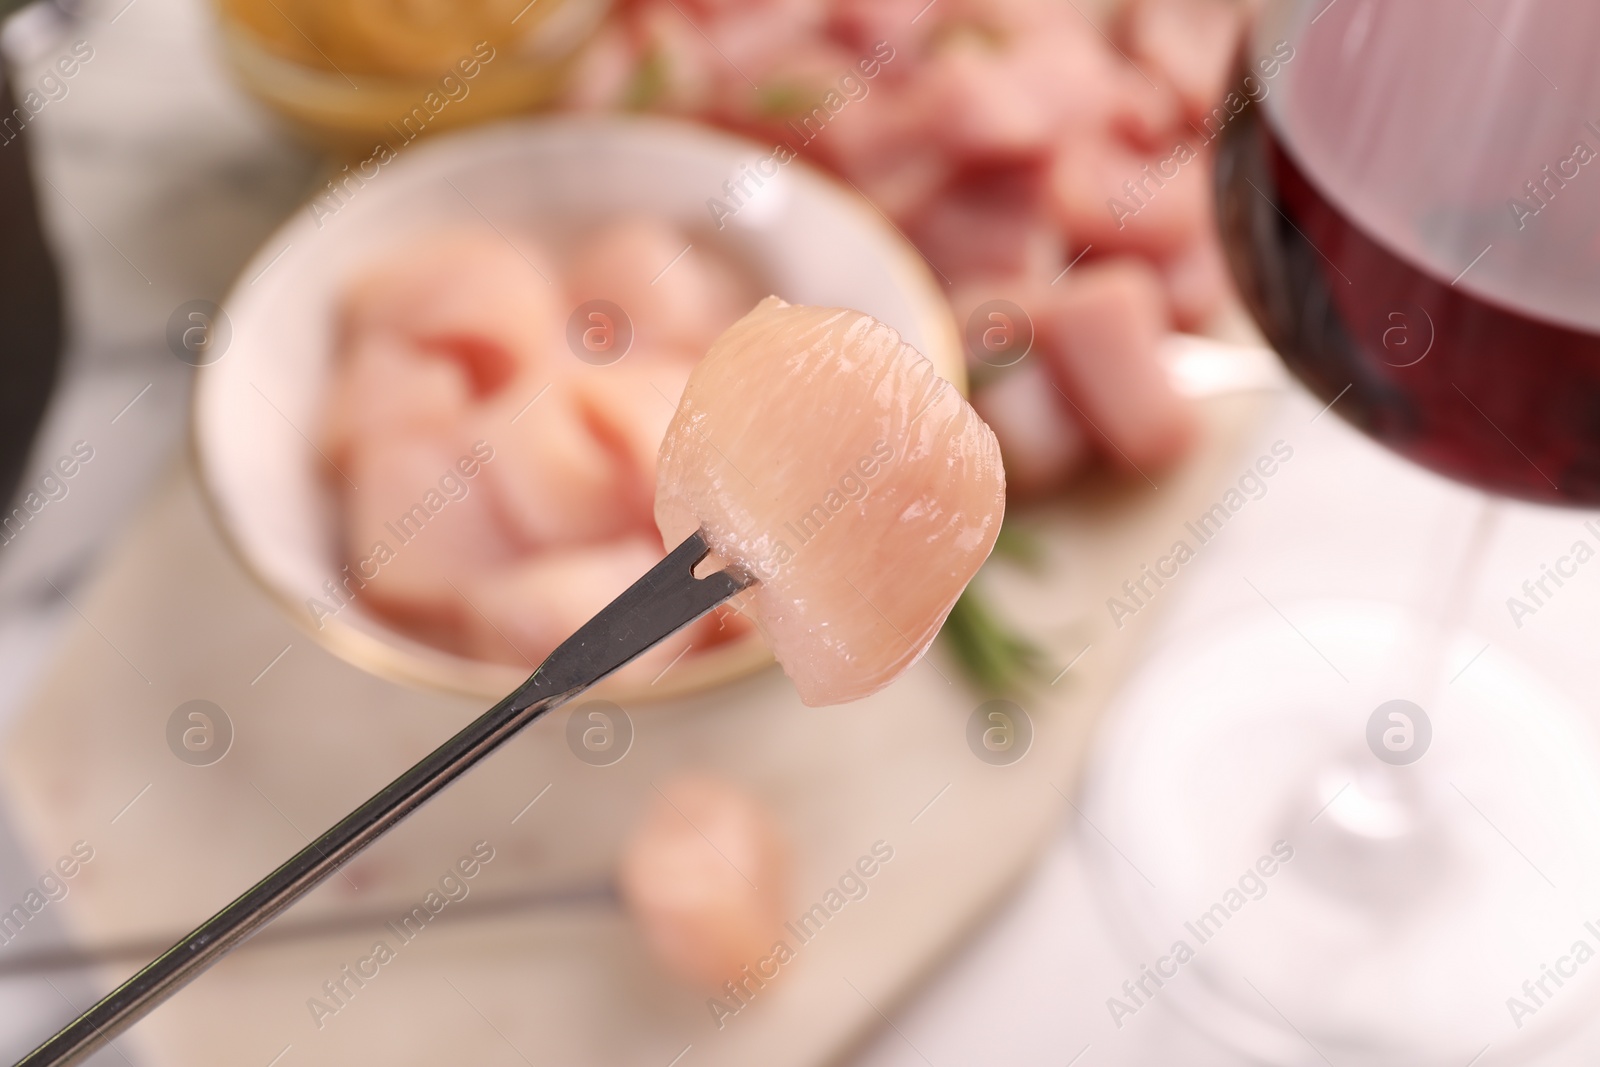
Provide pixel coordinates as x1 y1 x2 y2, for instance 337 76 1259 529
1411 491 1501 707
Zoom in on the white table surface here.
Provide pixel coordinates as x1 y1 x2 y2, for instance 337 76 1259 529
851 384 1600 1067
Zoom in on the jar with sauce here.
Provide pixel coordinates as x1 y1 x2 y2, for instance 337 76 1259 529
213 0 609 149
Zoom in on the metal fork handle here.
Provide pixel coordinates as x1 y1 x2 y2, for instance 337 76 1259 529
16 530 751 1067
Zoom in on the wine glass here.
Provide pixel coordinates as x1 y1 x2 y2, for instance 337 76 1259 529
1081 3 1600 1064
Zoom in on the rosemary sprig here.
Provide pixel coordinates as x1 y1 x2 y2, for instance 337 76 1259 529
623 49 668 111
992 519 1046 570
941 517 1053 693
754 83 820 119
942 577 1049 695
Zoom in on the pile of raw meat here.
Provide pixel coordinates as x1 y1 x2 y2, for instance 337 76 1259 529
563 0 1246 492
324 0 1248 673
322 219 757 675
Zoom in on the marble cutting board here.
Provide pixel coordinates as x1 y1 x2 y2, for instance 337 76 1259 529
0 338 1279 1067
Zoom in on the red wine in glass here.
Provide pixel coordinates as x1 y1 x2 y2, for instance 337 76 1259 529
1077 6 1600 1064
1215 5 1600 506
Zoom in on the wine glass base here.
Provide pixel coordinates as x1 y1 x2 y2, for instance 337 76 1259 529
1081 599 1600 1065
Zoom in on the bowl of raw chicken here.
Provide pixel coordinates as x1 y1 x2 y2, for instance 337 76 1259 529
193 114 962 700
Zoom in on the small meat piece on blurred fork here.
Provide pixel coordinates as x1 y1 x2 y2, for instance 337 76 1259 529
619 775 791 988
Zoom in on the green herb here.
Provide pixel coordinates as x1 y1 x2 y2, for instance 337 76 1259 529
942 578 1049 695
928 21 1009 53
754 83 820 118
624 50 669 111
992 521 1046 570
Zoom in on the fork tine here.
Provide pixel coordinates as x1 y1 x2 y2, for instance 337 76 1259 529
523 529 753 700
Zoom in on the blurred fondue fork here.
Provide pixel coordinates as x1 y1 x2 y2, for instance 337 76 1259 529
16 530 752 1067
0 883 617 979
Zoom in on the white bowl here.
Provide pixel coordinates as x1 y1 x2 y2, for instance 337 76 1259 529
193 114 962 701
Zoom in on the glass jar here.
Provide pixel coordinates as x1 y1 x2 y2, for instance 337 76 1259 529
213 0 610 149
